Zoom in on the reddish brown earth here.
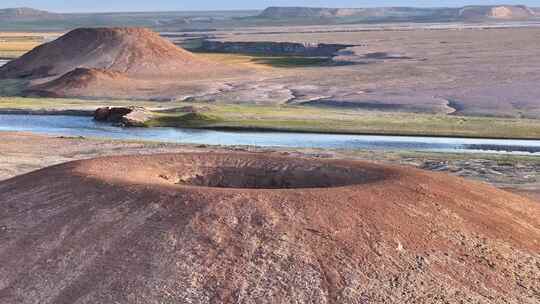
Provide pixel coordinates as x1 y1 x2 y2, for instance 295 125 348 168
0 153 538 303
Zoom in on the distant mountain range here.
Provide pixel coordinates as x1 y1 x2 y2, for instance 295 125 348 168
259 5 538 21
0 5 538 31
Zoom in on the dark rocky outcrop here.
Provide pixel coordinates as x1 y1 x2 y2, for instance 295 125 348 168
94 107 131 122
94 106 151 127
199 40 354 57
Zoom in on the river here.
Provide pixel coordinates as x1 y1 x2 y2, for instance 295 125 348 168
1 114 540 155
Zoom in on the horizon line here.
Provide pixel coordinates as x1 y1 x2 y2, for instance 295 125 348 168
2 4 537 15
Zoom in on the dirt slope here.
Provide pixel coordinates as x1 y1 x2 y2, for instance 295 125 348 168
0 27 223 79
0 153 538 303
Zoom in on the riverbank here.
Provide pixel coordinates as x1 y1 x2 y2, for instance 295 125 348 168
1 131 538 201
3 97 540 139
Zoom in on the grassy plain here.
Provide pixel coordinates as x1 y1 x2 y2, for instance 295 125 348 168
147 104 540 139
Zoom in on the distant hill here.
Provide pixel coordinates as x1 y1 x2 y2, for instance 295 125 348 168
0 7 60 19
258 5 538 21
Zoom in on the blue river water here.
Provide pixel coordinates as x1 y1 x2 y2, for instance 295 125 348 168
1 114 540 155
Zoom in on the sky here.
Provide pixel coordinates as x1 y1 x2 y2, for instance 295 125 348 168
3 1 540 13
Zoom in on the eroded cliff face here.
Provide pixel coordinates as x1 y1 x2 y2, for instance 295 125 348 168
199 40 354 57
458 5 535 20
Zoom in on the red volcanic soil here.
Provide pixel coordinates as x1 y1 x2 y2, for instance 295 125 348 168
0 153 539 303
0 27 229 80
